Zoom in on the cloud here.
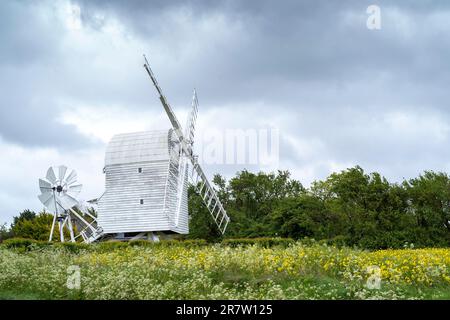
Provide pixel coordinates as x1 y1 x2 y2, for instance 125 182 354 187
2 0 450 223
0 137 105 224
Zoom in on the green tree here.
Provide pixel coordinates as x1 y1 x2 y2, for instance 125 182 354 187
188 170 304 239
227 170 304 237
11 211 53 241
271 194 330 239
404 171 450 246
187 166 450 249
12 209 36 225
310 166 413 248
187 185 223 241
0 223 12 242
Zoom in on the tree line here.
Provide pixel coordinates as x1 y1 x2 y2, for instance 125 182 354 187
189 166 450 249
3 166 450 249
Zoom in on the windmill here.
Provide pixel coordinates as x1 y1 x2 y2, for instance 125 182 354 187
38 58 229 242
94 56 230 241
37 166 102 243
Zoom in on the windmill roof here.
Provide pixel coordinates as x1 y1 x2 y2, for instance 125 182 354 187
105 130 174 166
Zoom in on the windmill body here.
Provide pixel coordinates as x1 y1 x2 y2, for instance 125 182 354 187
97 129 189 236
96 56 230 239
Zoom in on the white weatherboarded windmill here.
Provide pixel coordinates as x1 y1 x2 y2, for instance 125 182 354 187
38 56 230 242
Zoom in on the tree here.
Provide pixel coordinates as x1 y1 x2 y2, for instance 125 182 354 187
11 211 53 241
404 171 450 246
271 194 330 239
0 223 12 242
187 185 223 241
12 209 36 225
309 166 416 248
227 170 304 237
187 170 304 239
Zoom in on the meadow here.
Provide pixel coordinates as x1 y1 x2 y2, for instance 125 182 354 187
1 239 450 300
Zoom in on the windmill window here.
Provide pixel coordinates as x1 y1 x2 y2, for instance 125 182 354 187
140 199 144 205
138 168 142 173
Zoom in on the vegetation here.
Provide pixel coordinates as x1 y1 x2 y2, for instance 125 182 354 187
2 241 450 300
3 166 450 250
189 167 450 249
2 166 450 300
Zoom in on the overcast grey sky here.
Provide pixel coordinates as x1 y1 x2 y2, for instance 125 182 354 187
1 0 450 224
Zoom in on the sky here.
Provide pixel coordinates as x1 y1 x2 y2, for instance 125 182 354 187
1 0 450 224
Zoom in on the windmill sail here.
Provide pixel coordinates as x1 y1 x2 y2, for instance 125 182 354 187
185 90 198 146
143 55 185 146
190 159 230 234
174 149 189 227
174 90 199 227
143 55 230 234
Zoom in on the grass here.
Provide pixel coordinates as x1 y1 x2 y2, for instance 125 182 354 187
0 289 44 300
1 241 450 300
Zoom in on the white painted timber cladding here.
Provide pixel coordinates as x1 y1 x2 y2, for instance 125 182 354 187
97 130 189 234
105 130 171 165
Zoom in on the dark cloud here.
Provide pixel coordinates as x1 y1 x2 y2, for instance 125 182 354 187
0 1 96 148
3 0 450 160
0 94 88 148
2 0 450 224
0 1 59 65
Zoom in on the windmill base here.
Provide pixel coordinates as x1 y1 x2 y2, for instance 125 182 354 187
100 231 183 242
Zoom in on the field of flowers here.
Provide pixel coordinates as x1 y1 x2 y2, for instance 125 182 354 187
1 241 450 300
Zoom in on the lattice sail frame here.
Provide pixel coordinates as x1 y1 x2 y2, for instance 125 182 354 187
143 55 230 234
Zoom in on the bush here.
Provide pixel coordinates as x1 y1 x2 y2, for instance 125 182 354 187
92 239 209 251
2 238 212 253
324 235 348 248
2 238 92 253
222 237 294 248
2 237 298 252
93 241 129 252
128 239 209 248
1 238 50 251
54 242 90 253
